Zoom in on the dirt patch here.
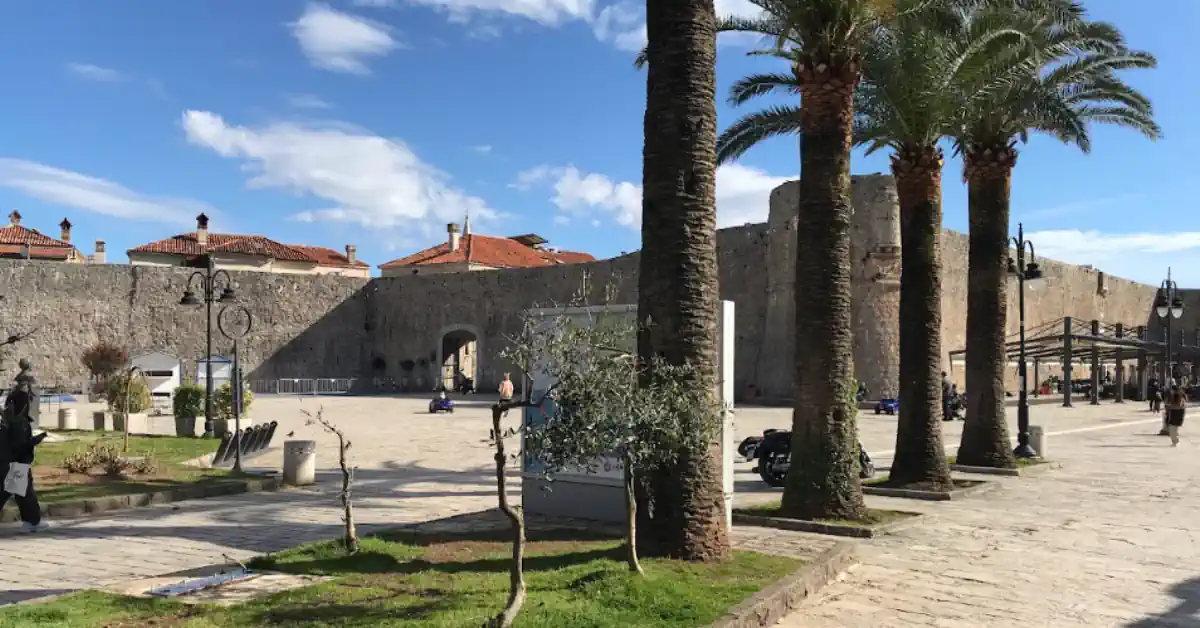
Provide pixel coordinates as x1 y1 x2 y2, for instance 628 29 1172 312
870 478 983 491
102 614 192 628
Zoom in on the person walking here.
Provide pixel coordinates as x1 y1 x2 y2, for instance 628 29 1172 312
0 388 48 531
498 373 514 404
941 371 953 421
1166 385 1187 447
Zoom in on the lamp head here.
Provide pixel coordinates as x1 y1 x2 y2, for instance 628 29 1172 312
180 290 201 307
1024 262 1043 280
1155 292 1169 318
1171 295 1185 319
218 286 237 303
1007 257 1018 276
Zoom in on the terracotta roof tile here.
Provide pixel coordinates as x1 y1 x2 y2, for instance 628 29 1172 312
0 225 73 248
129 233 362 267
291 245 369 268
0 225 79 260
379 234 595 270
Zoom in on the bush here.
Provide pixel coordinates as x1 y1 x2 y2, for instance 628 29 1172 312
173 383 205 419
214 382 254 421
62 449 98 474
105 373 152 414
82 342 129 381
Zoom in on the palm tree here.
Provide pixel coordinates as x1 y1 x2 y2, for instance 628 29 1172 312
713 0 908 521
635 0 731 561
952 12 1161 467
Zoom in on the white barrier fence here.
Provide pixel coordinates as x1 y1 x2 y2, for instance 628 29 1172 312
250 378 357 396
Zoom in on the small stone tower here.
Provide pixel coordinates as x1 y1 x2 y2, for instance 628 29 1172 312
755 175 902 401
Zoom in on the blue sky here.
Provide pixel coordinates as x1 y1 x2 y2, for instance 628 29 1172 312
0 0 1194 285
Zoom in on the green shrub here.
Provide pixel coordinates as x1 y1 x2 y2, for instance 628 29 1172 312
105 373 152 414
173 383 205 419
214 382 254 420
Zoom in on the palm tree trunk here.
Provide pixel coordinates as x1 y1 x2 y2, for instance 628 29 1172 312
636 0 730 562
780 56 868 521
957 145 1018 469
889 147 953 489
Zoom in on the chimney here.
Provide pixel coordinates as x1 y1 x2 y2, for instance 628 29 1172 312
196 213 209 247
463 213 471 236
447 223 461 252
92 240 106 264
345 244 357 265
59 218 72 243
7 210 20 227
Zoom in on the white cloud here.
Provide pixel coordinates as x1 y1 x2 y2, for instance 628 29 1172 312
1027 229 1200 287
66 63 125 82
289 3 398 74
512 162 788 229
406 0 593 26
181 110 495 230
0 158 209 224
592 3 645 51
352 0 398 5
471 144 494 154
287 93 332 109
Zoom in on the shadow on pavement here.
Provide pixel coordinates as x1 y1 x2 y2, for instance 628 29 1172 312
0 589 77 605
1124 575 1200 627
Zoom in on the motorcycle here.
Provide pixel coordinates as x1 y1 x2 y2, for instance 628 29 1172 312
428 390 455 414
738 429 875 487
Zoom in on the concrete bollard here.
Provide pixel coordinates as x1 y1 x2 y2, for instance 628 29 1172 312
283 440 317 486
1030 425 1046 458
57 408 78 430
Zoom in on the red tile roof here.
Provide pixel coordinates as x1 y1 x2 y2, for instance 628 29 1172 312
0 225 79 261
128 233 368 268
379 234 595 270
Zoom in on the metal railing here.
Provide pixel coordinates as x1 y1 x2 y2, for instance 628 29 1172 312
249 378 357 396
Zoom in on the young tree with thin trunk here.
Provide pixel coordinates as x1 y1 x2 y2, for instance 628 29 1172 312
638 0 730 560
304 409 358 554
516 310 723 575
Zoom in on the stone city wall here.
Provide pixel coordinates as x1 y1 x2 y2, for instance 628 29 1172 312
0 178 1160 401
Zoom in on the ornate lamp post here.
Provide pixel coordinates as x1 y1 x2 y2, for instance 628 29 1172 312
1155 268 1184 436
218 305 253 471
179 256 236 437
1008 223 1043 459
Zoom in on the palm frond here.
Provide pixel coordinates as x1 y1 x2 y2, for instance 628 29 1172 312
728 72 802 106
716 106 802 165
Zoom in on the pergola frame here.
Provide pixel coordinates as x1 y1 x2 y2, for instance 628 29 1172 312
949 316 1200 407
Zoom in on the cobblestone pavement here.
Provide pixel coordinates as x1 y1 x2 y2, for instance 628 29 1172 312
1 393 1184 628
773 404 1197 628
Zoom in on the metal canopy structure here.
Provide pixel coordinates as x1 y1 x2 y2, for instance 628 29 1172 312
949 316 1200 407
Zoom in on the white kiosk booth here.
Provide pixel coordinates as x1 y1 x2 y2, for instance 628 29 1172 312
520 302 735 529
196 355 233 390
132 351 183 414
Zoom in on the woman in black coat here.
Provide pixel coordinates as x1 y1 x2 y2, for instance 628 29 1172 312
1 388 46 530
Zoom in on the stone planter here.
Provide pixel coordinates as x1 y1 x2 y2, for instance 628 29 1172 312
175 415 201 438
57 408 78 430
211 418 230 438
93 411 113 431
112 412 149 435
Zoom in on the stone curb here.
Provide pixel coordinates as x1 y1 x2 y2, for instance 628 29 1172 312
950 461 1055 477
1 474 281 523
863 479 998 502
732 511 925 539
706 542 858 628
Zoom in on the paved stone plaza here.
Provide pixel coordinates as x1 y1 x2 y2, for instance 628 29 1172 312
1 394 1195 627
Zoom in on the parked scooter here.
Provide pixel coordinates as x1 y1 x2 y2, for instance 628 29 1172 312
738 429 875 487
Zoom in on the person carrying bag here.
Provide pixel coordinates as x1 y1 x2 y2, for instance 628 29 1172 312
1166 385 1187 447
0 388 48 531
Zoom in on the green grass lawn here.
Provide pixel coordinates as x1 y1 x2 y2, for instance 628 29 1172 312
734 501 914 528
31 432 235 504
0 533 800 628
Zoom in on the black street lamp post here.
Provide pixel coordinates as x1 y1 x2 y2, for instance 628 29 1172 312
1155 268 1184 436
180 256 236 437
1009 223 1043 459
218 305 253 471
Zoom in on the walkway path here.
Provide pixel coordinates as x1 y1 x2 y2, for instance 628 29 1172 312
772 406 1198 628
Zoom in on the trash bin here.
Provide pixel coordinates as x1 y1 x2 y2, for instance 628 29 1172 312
1030 425 1046 458
58 408 77 430
283 440 317 486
